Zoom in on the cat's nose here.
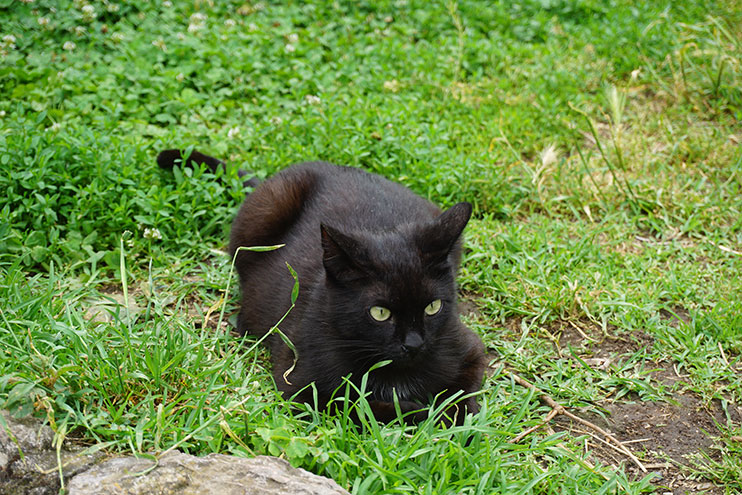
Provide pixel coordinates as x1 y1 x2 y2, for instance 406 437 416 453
401 332 423 354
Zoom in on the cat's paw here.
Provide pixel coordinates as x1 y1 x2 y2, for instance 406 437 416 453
367 399 427 423
397 400 429 423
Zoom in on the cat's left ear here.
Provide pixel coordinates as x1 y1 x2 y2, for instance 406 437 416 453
417 202 472 264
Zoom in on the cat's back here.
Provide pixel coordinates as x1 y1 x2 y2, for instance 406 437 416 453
229 162 440 253
298 162 441 231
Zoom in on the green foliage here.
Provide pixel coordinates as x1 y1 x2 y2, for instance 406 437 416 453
1 0 740 492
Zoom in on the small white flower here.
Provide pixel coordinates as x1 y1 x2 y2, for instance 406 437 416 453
270 116 282 125
2 34 16 46
74 26 87 36
46 122 61 132
383 79 400 92
305 94 320 105
152 39 166 51
111 32 125 42
287 33 298 43
63 41 76 51
284 43 295 53
227 126 240 138
163 0 172 7
107 3 119 12
187 12 206 33
176 72 185 82
0 110 6 118
177 32 185 40
20 0 34 3
81 4 95 21
143 227 163 240
248 23 258 32
224 19 236 28
37 17 50 27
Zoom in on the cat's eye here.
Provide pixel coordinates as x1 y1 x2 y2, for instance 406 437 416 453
424 299 442 316
369 306 391 322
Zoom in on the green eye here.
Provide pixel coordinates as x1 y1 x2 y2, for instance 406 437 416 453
369 306 391 322
424 299 442 316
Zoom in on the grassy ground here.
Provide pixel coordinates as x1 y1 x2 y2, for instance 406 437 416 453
2 0 741 493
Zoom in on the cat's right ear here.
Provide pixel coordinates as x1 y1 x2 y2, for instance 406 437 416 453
417 202 472 265
320 224 370 283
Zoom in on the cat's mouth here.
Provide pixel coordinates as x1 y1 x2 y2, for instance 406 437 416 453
391 346 427 367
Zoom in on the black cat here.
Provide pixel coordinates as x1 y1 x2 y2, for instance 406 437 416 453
157 150 486 424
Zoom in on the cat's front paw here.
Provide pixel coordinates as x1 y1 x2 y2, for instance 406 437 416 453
367 399 427 424
397 400 429 423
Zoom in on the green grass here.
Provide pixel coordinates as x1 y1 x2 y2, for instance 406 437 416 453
2 0 741 493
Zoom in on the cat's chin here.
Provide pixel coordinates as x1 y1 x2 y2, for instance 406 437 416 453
385 351 423 368
367 375 419 404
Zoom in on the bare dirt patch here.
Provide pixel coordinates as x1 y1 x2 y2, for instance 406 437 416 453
546 318 741 494
559 394 741 494
458 297 483 321
659 306 692 327
555 318 652 358
83 282 228 331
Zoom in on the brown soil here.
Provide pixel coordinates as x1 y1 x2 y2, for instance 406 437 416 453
84 281 228 331
546 317 741 494
458 297 483 320
558 395 741 494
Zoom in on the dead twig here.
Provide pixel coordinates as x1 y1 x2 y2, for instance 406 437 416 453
508 370 648 473
568 319 596 342
642 463 672 469
579 427 642 464
718 342 730 368
710 241 742 256
512 408 560 443
620 437 651 445
543 425 612 482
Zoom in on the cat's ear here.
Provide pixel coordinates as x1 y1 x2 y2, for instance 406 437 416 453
321 224 370 283
417 202 472 264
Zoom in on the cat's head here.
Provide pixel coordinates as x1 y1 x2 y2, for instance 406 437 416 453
319 202 472 369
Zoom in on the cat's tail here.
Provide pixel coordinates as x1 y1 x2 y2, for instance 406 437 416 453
157 149 261 190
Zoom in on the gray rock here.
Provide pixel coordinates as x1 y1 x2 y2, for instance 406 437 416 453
1 411 101 495
2 412 348 495
0 411 54 458
67 451 350 495
84 292 141 324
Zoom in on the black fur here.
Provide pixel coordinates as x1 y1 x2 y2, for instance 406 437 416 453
157 150 486 424
157 148 260 189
